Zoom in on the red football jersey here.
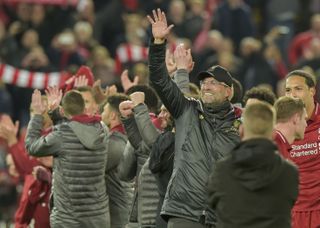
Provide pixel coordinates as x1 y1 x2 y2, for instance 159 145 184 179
283 103 320 211
274 130 292 156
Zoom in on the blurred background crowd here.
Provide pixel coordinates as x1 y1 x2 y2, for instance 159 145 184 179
0 0 320 226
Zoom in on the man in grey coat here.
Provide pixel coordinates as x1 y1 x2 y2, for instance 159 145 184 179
118 91 160 228
101 93 134 228
147 9 241 227
25 90 110 228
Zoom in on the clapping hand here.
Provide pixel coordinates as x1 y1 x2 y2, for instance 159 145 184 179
45 86 63 111
74 75 89 87
174 44 189 70
31 89 46 115
186 48 195 73
93 79 118 104
0 114 19 146
174 44 195 73
165 49 177 76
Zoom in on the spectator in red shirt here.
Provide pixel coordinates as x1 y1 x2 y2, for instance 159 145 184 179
274 96 307 155
0 113 52 228
288 14 320 66
285 69 320 228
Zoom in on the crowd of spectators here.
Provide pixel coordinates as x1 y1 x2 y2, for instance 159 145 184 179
0 0 318 125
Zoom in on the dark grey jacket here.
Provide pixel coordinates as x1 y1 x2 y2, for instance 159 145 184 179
149 130 174 228
135 103 174 228
208 138 298 228
25 115 109 228
134 104 162 227
106 131 134 228
119 109 159 227
149 42 241 224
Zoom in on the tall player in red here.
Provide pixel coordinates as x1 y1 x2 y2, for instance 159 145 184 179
284 70 320 228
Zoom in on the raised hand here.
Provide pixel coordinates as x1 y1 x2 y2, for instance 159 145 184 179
119 100 134 118
165 49 177 77
74 75 89 88
64 75 75 86
92 80 118 104
129 92 145 106
6 154 19 177
31 89 46 115
174 44 189 70
92 79 107 104
45 86 63 110
186 49 195 73
121 69 139 92
107 85 118 96
0 114 19 146
147 8 174 42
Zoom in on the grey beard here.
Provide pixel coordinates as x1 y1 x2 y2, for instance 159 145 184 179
203 101 222 109
202 99 231 115
202 98 228 109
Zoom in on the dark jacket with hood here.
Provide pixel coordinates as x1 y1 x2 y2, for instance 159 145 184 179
149 41 241 224
25 114 110 228
208 138 299 228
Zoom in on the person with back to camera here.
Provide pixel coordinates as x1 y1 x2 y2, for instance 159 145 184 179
208 102 299 228
25 89 109 228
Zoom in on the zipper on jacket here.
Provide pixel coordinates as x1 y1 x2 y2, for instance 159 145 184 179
200 210 206 225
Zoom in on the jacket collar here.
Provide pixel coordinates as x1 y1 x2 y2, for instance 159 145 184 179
197 100 238 119
274 130 291 152
110 123 126 134
71 114 101 124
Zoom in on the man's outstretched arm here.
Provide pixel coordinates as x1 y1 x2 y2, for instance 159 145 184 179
147 9 190 119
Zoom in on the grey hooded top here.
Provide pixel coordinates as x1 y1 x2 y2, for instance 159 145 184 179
25 115 109 228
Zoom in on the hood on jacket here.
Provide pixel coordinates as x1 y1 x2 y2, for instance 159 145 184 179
230 138 283 191
69 121 107 150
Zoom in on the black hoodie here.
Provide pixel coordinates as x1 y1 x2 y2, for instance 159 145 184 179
208 138 299 228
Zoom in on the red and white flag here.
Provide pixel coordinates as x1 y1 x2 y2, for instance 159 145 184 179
115 44 148 74
0 63 69 89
